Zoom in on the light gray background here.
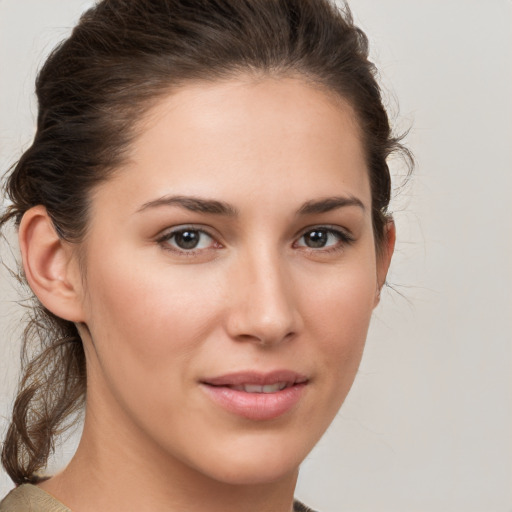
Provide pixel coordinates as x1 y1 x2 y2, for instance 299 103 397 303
1 1 511 511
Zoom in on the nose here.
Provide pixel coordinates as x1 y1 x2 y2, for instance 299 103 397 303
225 249 302 346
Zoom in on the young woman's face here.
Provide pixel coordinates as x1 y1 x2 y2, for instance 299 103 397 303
75 77 391 485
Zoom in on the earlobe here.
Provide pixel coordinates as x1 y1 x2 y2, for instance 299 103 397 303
19 206 85 322
374 219 396 307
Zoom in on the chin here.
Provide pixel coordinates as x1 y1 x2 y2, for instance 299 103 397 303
181 430 314 487
202 457 300 487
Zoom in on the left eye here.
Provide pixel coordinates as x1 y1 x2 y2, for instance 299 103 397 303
158 228 216 251
295 228 349 249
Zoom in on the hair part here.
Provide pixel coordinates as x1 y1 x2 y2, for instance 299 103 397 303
1 0 412 484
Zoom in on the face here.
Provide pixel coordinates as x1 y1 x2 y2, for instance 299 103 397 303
74 76 391 485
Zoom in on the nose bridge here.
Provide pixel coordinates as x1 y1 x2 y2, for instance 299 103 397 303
227 242 299 345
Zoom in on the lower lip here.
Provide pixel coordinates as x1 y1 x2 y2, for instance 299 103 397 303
200 383 307 421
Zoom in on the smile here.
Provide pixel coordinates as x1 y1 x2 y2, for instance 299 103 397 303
200 371 309 421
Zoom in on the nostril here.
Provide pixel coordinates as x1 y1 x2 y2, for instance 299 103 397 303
235 329 296 347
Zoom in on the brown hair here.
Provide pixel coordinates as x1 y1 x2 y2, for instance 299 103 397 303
0 0 411 484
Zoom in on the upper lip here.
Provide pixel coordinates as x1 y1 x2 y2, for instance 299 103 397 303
201 370 308 387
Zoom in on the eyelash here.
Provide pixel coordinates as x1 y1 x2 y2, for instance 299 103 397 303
156 225 354 256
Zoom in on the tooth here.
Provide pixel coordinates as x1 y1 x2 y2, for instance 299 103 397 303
244 384 264 393
231 382 290 393
262 383 282 393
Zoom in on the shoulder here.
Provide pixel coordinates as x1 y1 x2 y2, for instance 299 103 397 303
293 499 319 512
0 484 70 512
1 486 315 512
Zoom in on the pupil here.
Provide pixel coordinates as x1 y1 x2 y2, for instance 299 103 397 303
306 230 327 248
175 230 199 249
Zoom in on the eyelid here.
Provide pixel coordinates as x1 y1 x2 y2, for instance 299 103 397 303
294 224 354 239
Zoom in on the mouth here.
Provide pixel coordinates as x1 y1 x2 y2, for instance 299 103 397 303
201 370 308 392
200 370 309 421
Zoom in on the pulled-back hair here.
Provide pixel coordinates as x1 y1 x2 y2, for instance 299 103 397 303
0 0 411 485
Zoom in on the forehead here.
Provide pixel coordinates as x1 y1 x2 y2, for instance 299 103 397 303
92 76 370 215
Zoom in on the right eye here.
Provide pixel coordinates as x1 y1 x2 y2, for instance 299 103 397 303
157 226 220 253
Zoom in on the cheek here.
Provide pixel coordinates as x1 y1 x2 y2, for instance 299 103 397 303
90 250 210 322
303 255 377 340
300 256 377 400
79 257 228 443
81 253 223 385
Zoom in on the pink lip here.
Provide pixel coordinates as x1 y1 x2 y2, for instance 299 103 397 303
200 370 308 421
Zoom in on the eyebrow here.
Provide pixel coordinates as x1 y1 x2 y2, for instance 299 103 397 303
296 196 365 215
137 195 238 216
137 194 364 216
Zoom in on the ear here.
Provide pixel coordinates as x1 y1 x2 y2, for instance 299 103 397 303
374 219 396 307
18 206 85 322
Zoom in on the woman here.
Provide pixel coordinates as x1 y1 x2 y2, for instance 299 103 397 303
0 0 410 511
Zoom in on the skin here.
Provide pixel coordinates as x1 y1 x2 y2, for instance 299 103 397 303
20 76 394 512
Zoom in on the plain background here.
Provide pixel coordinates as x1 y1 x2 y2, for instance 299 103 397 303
1 1 511 511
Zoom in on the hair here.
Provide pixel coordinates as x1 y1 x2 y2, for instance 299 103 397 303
1 0 412 485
